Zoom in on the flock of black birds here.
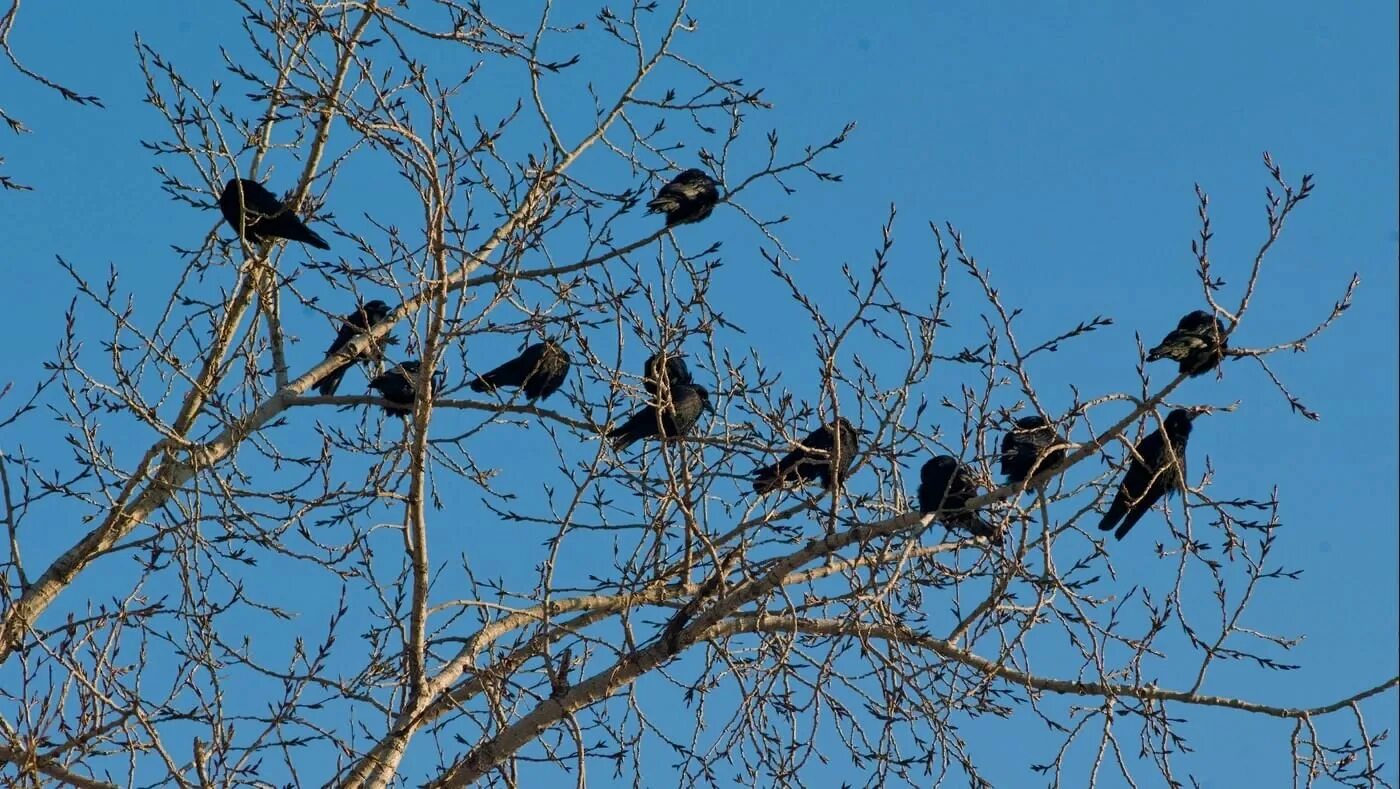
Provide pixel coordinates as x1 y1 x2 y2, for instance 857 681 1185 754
218 169 1231 546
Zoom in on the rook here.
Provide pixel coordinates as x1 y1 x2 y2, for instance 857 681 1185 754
219 178 330 249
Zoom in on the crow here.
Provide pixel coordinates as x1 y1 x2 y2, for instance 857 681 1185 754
1098 409 1199 540
646 168 719 227
643 351 693 397
469 340 571 401
1000 415 1068 485
219 178 330 249
918 455 1001 544
1146 310 1228 377
314 300 394 396
752 417 860 495
368 360 444 416
607 384 710 451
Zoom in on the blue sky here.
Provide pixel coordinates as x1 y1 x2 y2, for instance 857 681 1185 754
2 1 1396 785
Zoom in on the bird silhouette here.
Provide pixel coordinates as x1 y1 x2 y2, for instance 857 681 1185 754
469 341 571 401
369 360 444 416
643 351 693 397
1000 415 1067 485
752 417 860 494
608 384 710 451
314 300 394 396
1146 311 1227 377
219 178 329 249
918 455 1001 544
1099 409 1199 540
646 168 719 226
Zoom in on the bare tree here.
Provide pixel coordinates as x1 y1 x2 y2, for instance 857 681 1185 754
0 2 1393 787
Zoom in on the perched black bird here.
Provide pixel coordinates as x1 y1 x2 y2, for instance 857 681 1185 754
1000 415 1068 485
219 178 330 250
918 455 1001 544
469 341 571 401
643 351 693 397
1098 409 1199 541
368 360 444 416
314 300 393 397
752 417 861 495
646 168 719 227
608 384 710 451
1146 310 1228 377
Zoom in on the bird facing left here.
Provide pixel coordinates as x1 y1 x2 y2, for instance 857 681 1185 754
219 177 330 250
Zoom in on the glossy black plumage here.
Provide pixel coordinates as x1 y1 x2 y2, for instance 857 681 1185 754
1098 409 1197 540
752 417 860 495
219 178 330 249
368 360 444 416
1146 310 1228 377
469 341 571 401
646 168 719 227
918 455 1001 544
1000 415 1067 485
643 351 693 397
314 300 393 396
607 384 710 451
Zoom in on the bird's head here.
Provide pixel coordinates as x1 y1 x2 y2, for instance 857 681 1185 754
1164 408 1200 435
363 300 392 322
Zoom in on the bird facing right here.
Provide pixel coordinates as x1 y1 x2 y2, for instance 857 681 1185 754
469 340 572 401
917 455 1001 544
646 168 720 227
369 360 444 417
1146 310 1228 377
643 351 693 397
1098 408 1199 541
1000 415 1068 486
607 384 710 451
219 178 330 250
752 417 860 495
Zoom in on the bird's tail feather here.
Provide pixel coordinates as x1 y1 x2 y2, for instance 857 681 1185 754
1098 502 1125 534
314 363 351 397
1113 507 1147 541
298 227 330 250
752 464 780 494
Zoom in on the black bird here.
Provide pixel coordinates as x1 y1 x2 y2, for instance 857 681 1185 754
608 384 710 451
1000 415 1068 485
469 341 571 401
646 168 719 227
314 300 393 396
918 455 1001 544
1098 409 1199 541
643 351 693 397
752 417 860 495
219 178 330 250
1146 310 1228 377
368 360 444 416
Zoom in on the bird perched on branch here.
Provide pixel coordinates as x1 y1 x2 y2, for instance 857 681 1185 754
607 384 710 451
219 178 330 250
918 455 1001 544
1146 310 1228 377
643 351 693 397
752 417 861 495
646 168 719 227
369 360 444 416
469 340 571 401
314 300 394 397
1099 409 1200 541
1000 415 1068 485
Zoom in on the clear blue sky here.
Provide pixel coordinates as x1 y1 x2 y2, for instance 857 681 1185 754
3 1 1396 785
